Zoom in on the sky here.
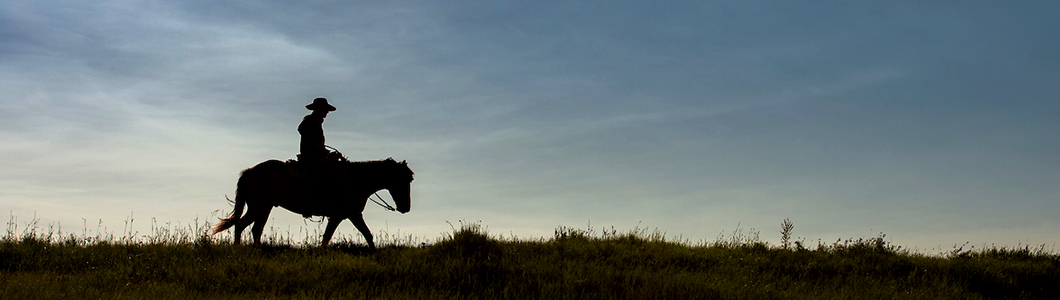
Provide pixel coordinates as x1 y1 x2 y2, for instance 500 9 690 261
2 1 1058 251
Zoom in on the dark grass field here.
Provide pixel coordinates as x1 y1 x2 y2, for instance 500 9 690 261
2 221 1059 299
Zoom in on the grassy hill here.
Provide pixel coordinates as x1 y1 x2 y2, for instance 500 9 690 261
2 221 1058 299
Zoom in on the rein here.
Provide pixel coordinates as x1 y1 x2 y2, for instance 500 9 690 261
370 192 397 211
303 192 395 223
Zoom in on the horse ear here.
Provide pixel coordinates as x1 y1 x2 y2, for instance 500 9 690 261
401 160 407 165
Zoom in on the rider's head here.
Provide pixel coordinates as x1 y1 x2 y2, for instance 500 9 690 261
306 97 336 116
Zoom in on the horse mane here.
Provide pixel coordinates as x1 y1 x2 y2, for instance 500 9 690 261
345 157 414 180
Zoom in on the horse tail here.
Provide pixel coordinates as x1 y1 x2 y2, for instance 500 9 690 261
212 195 244 234
212 160 285 235
213 167 256 234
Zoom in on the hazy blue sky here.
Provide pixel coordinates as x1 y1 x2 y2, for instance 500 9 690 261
3 1 1058 251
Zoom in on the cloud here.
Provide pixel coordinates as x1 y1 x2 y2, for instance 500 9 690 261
2 1 1060 249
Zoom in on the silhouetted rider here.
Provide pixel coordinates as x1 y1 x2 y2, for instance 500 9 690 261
299 97 336 174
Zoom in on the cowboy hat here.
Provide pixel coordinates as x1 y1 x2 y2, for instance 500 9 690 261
306 97 337 111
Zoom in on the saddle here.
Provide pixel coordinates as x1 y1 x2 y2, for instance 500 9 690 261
288 150 348 218
288 150 348 179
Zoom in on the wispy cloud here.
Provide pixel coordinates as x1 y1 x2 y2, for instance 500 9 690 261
2 1 1058 249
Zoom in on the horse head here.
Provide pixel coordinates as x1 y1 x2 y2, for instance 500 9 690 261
380 157 414 213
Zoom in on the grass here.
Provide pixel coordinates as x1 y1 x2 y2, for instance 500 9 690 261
2 217 1059 299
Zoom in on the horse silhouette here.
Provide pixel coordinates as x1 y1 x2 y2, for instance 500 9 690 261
213 157 414 248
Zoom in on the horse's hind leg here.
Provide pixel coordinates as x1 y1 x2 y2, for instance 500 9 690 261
349 214 375 249
233 209 256 245
249 205 274 245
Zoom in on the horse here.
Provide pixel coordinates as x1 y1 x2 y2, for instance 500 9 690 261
212 157 414 248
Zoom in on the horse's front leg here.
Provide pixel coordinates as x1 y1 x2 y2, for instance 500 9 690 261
320 217 343 246
349 214 375 249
